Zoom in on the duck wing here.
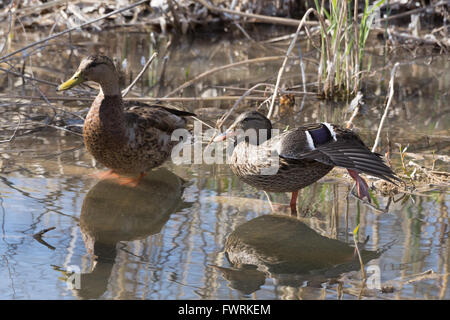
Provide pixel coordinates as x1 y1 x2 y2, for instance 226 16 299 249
276 123 328 157
124 101 196 116
278 124 400 184
124 102 195 134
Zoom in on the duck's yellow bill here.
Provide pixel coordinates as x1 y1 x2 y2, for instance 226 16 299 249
57 72 83 91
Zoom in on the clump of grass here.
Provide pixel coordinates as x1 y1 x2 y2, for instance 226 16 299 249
314 0 385 99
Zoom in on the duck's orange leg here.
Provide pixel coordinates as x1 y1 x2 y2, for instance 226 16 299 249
115 172 146 187
89 169 121 180
347 169 371 202
90 170 146 187
290 190 299 216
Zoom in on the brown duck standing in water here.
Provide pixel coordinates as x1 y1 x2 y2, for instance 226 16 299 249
215 111 400 214
57 55 194 186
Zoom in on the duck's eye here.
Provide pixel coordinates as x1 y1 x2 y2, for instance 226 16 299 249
87 62 106 70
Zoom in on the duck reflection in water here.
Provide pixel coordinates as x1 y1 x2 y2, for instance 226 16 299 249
215 214 380 296
72 168 190 299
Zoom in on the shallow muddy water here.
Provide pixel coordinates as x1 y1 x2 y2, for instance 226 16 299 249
0 29 449 299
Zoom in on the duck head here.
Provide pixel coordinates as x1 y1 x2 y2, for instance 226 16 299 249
214 111 272 146
57 55 120 95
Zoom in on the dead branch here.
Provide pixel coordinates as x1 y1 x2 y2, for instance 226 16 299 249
122 52 158 98
372 63 400 153
0 94 273 102
0 113 21 143
0 0 150 63
196 0 318 27
163 56 286 97
32 226 56 251
345 91 363 129
267 8 315 120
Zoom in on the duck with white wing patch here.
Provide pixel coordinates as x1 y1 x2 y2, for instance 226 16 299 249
215 111 400 214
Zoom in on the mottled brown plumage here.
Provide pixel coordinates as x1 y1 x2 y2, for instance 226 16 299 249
216 111 400 213
57 55 194 179
229 139 332 193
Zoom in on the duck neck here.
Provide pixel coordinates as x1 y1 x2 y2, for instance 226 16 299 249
98 77 121 97
96 76 124 120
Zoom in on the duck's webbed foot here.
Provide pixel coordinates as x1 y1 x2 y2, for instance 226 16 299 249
89 169 121 180
90 170 146 187
116 172 146 187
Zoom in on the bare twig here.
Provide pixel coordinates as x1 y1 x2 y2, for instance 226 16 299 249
196 0 317 27
352 225 367 286
267 8 315 119
376 1 449 23
408 160 449 184
216 83 272 130
67 3 102 32
346 91 364 129
2 61 80 123
233 22 253 42
353 0 360 94
0 0 66 18
0 95 272 102
210 85 316 96
0 66 61 87
163 56 286 97
0 5 13 57
386 28 449 48
0 113 21 143
24 118 83 137
122 52 158 98
297 44 307 94
397 151 450 163
206 83 273 147
0 0 150 63
372 63 400 153
32 227 56 251
33 226 56 238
